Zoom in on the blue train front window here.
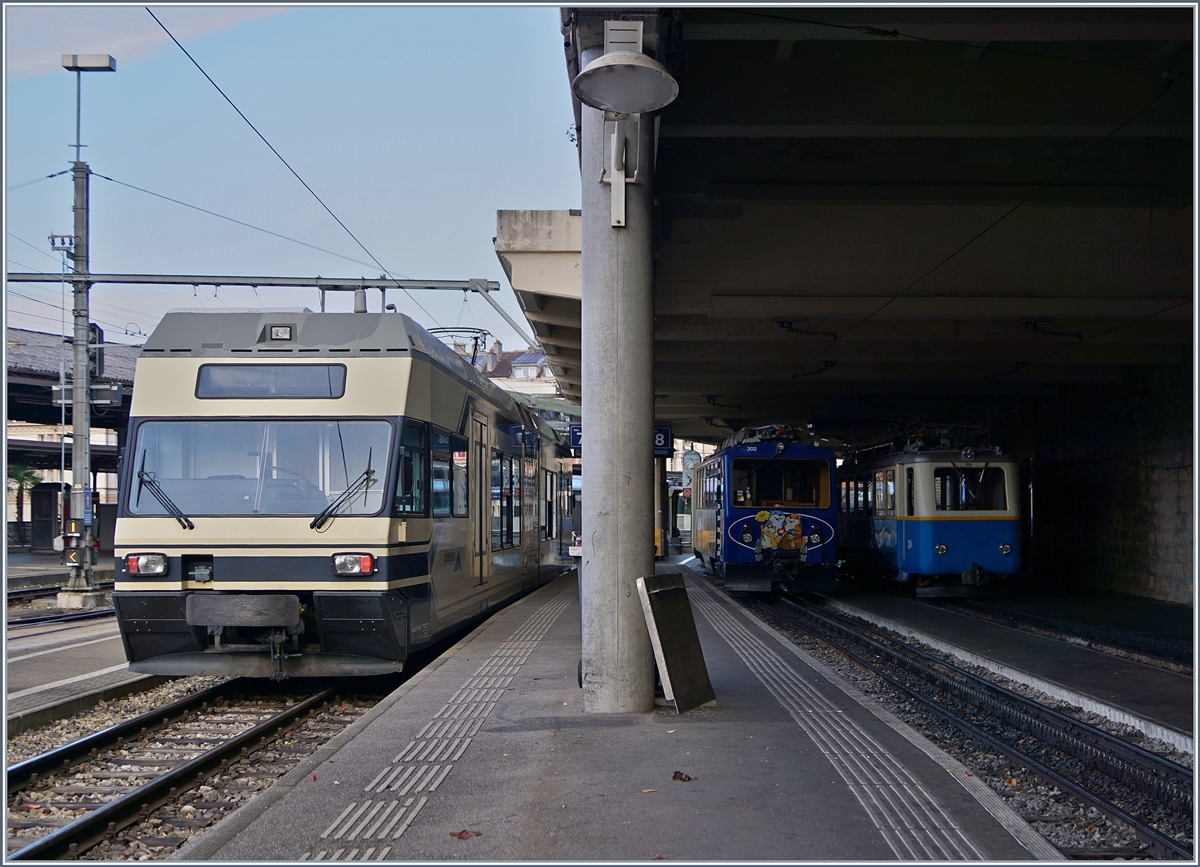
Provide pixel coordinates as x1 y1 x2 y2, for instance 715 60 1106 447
934 466 1007 511
128 419 392 517
730 459 829 508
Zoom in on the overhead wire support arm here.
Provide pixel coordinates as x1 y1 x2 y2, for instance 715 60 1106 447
4 272 501 292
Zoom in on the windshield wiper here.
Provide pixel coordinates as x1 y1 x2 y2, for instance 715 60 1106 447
136 468 195 530
311 450 375 530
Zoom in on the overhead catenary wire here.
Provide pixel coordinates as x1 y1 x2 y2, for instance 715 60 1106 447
90 172 398 274
8 232 68 264
6 169 71 192
145 7 440 325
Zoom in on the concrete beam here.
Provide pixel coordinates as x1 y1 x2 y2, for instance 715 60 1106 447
660 124 1193 139
703 296 1192 320
681 20 1192 43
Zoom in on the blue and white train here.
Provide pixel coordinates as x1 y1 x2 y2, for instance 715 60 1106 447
836 442 1022 596
112 309 575 678
692 425 838 592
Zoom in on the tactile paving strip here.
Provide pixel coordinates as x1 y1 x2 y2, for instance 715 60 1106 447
687 574 987 861
299 583 578 861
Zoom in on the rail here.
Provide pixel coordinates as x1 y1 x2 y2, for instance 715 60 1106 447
8 683 335 860
768 592 1192 860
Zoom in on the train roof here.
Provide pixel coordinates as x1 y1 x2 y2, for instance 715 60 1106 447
140 310 561 446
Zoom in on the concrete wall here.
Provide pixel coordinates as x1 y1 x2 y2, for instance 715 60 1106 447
1020 362 1193 604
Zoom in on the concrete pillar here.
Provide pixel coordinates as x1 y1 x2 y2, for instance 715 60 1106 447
578 45 657 714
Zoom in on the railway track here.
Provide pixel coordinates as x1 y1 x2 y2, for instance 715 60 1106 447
765 591 1193 861
8 581 115 604
6 608 116 629
6 679 344 860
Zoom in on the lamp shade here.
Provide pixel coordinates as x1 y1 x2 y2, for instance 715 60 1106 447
572 51 678 115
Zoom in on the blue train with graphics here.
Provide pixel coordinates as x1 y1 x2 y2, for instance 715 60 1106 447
692 425 838 592
836 440 1022 597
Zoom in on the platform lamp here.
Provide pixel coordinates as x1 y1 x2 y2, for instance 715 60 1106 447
57 53 115 609
571 21 678 227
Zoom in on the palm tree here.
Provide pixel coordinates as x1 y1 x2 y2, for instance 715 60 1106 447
7 463 41 546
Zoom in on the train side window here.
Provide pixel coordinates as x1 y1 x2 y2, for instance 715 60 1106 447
395 420 427 515
886 469 895 515
451 435 468 517
431 429 452 517
512 456 525 547
491 452 502 550
906 467 914 516
542 469 555 539
502 455 513 547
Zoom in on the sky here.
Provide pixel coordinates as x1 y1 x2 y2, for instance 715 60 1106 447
4 4 582 348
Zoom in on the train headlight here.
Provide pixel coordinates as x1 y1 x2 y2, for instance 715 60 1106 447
935 544 948 555
332 553 375 576
808 532 821 545
999 543 1013 555
125 553 168 576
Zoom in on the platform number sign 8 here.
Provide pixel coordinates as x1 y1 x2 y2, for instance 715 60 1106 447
653 425 673 458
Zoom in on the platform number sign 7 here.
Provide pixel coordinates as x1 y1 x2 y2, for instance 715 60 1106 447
653 425 673 458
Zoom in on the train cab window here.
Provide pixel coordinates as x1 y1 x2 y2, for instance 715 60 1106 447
395 420 427 515
730 458 829 508
431 430 452 517
451 435 468 517
196 363 346 398
934 466 1007 511
873 472 886 513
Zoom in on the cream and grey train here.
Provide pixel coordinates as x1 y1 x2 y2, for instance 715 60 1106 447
112 309 574 678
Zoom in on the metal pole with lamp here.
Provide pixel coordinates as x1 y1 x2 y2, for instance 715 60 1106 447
571 20 678 713
57 54 115 610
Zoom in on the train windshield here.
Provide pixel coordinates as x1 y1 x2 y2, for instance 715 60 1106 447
934 466 1007 511
730 458 829 508
127 420 393 517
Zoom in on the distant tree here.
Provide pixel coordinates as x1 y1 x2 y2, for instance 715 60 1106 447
7 463 40 544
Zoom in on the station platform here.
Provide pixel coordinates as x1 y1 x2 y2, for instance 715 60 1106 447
804 577 1193 754
5 616 154 733
176 567 1058 862
6 549 114 588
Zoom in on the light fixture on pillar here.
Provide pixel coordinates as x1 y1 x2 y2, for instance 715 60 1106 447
571 22 678 227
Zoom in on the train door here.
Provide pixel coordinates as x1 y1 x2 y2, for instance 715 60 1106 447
902 466 914 570
472 417 491 589
522 452 539 590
